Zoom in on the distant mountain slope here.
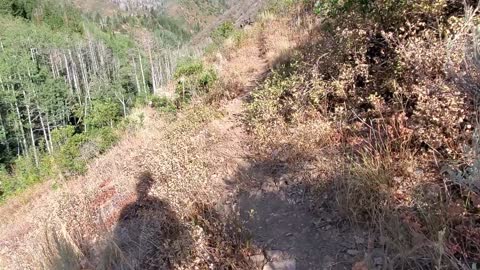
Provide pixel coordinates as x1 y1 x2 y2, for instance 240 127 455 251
75 0 236 30
190 0 267 46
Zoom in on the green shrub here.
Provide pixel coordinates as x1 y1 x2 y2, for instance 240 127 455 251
0 166 12 199
55 133 89 174
211 21 235 44
148 95 177 113
0 155 43 199
174 59 217 103
85 101 121 129
87 127 118 153
51 126 76 149
174 59 204 78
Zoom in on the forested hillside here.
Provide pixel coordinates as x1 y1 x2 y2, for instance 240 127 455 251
0 0 228 200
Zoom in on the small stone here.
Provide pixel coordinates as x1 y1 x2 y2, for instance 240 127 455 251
266 250 286 261
414 169 424 177
374 257 383 266
249 254 266 267
393 176 403 183
346 249 360 256
354 236 365 245
263 259 296 270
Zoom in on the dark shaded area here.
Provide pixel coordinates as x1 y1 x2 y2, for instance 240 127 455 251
224 147 363 270
103 172 192 270
186 202 252 269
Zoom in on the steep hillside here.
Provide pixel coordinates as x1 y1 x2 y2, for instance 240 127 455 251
75 0 235 31
0 0 261 203
1 0 480 270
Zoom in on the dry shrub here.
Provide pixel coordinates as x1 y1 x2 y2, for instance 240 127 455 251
40 226 87 270
186 202 252 269
335 121 466 269
204 73 244 104
246 0 480 268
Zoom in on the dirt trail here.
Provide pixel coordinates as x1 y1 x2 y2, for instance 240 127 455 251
0 18 369 270
209 26 368 270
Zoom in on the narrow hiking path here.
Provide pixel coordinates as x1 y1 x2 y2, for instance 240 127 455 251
213 28 370 270
0 18 373 270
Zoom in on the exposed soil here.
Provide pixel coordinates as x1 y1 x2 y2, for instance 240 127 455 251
0 16 371 270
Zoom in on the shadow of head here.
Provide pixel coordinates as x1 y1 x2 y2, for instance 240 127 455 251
136 171 155 199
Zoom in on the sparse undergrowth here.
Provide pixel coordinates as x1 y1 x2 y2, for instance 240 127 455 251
4 0 480 269
247 0 480 268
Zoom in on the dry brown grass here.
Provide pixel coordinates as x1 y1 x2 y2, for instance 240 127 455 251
4 1 480 269
244 1 480 269
0 103 243 269
0 9 300 267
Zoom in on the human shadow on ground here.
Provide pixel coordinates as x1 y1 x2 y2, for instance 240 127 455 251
101 172 192 270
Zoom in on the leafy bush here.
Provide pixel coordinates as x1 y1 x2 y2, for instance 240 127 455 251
0 155 42 200
148 95 177 113
248 64 302 127
88 127 118 153
0 0 37 19
211 21 235 44
174 59 217 103
55 133 89 174
85 101 121 129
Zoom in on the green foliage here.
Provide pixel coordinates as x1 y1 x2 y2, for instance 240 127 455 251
40 1 83 33
0 0 37 20
54 132 88 174
314 0 370 16
51 126 75 148
313 0 416 27
174 59 217 103
85 101 121 129
248 62 301 126
211 21 235 44
148 95 177 113
52 127 118 175
0 155 41 200
87 127 118 153
0 0 229 203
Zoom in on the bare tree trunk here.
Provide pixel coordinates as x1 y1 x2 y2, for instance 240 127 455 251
22 88 39 167
46 114 54 153
49 53 57 79
118 94 127 119
10 85 28 157
132 56 141 94
63 52 73 94
84 94 88 132
149 47 157 94
77 47 91 103
138 52 147 95
87 35 99 75
38 109 51 154
69 49 82 105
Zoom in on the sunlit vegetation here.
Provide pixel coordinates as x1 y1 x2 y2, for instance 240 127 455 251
0 0 221 201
